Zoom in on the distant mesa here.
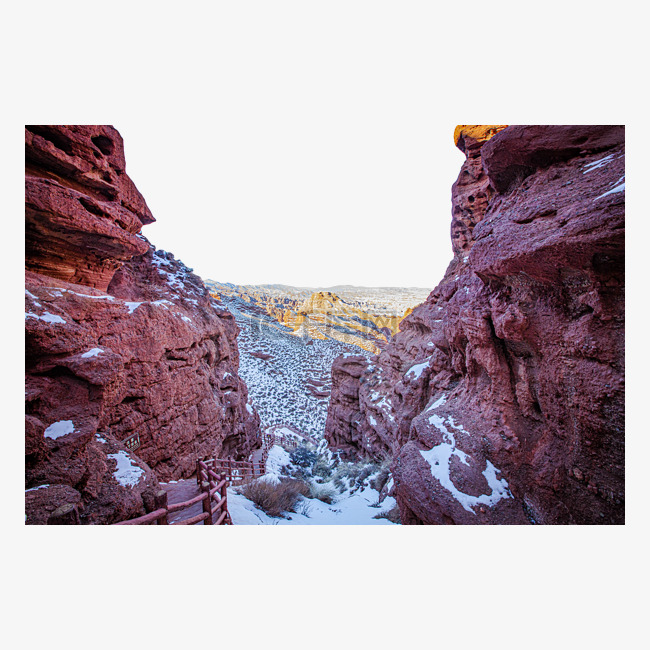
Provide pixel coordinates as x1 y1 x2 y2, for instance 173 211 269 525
206 282 431 355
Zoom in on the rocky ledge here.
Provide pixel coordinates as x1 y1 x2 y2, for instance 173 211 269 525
324 124 625 525
25 126 260 524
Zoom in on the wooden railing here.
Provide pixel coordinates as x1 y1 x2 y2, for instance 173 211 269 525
111 461 230 526
265 423 320 447
202 457 265 487
260 426 321 462
69 427 323 525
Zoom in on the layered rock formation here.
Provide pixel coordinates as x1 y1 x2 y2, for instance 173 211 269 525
209 282 430 354
325 125 625 525
25 125 260 524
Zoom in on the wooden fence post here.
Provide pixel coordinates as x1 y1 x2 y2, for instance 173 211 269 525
48 503 80 525
201 481 213 525
220 473 230 525
155 490 168 525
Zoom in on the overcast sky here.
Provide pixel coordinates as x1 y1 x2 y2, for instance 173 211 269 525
113 7 467 289
115 120 464 287
118 119 464 289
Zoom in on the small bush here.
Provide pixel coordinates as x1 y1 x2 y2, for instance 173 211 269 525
373 505 401 524
290 446 318 468
296 501 312 517
312 455 333 479
287 464 313 483
242 478 310 518
309 482 336 504
370 463 391 493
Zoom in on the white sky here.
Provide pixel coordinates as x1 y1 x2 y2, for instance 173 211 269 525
117 119 464 288
115 43 466 288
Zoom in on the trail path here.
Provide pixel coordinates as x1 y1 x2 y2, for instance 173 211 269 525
160 479 206 524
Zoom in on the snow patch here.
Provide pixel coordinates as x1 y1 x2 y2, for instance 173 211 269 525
44 420 75 440
420 411 511 514
108 451 145 487
583 154 615 173
81 348 103 358
405 358 430 380
595 175 625 200
124 302 142 314
25 311 66 324
25 484 50 493
426 394 447 412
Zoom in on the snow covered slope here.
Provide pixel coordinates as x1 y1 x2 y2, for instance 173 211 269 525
207 281 431 354
218 293 367 438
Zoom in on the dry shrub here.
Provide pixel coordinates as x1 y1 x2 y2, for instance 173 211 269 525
373 504 401 524
242 478 310 518
309 482 336 504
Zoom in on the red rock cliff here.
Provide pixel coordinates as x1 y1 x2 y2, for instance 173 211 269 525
25 125 260 524
324 125 625 525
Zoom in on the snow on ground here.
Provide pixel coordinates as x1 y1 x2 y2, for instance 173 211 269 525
405 358 430 380
228 486 397 526
25 484 50 493
223 296 369 438
227 443 397 525
595 175 625 200
25 311 66 324
261 446 292 485
583 153 615 173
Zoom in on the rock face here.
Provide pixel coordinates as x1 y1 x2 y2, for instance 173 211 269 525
25 126 260 524
324 125 625 525
25 125 154 291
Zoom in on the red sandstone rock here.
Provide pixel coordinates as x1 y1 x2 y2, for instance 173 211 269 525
325 125 625 525
25 126 260 524
451 125 508 256
25 125 155 291
481 125 625 193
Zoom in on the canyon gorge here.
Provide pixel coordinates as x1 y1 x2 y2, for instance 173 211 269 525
25 124 625 525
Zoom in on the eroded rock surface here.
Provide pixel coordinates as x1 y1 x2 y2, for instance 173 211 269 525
325 124 625 525
25 126 260 524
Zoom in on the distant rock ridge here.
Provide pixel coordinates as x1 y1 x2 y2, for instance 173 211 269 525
325 124 625 525
208 282 431 354
25 125 260 524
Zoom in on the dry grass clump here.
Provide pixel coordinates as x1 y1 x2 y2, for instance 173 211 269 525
309 482 337 504
241 478 310 518
332 459 381 493
373 504 401 524
370 458 392 493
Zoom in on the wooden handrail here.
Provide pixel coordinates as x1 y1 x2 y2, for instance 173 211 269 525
112 468 230 526
174 511 209 526
113 508 167 526
167 491 209 513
